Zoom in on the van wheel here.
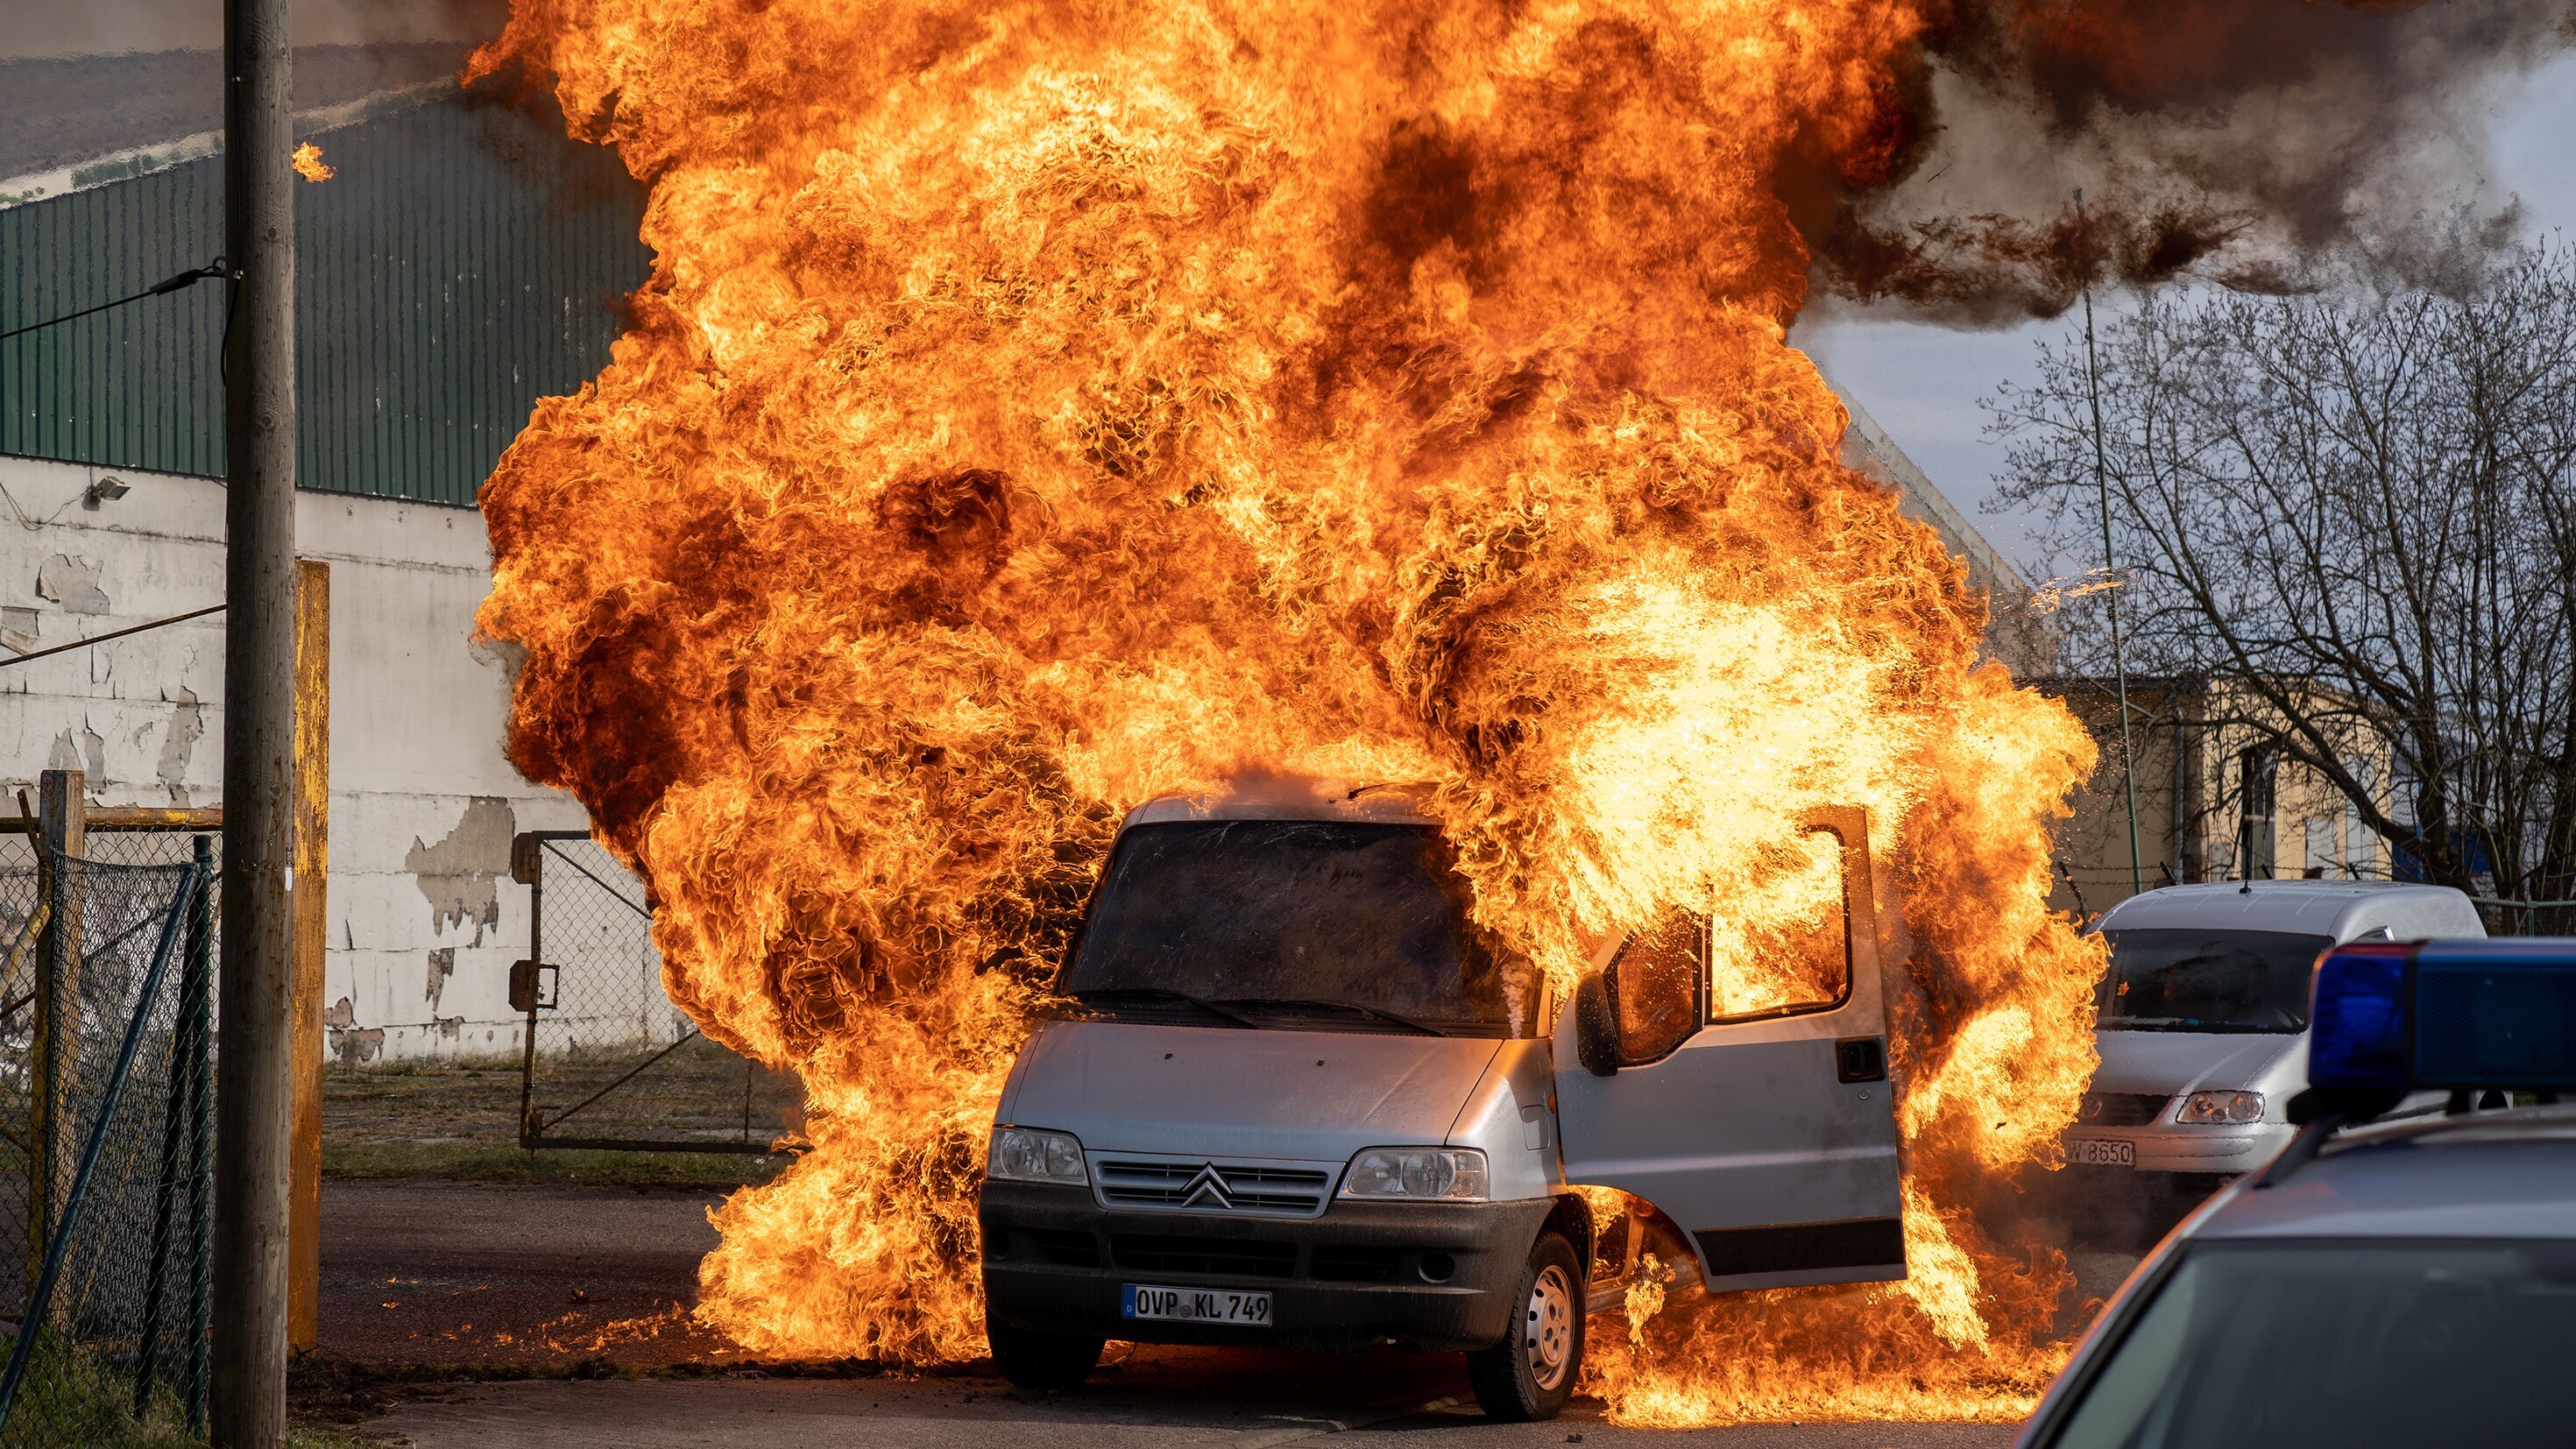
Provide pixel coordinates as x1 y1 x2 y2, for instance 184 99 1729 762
987 1321 1104 1391
1466 1231 1583 1422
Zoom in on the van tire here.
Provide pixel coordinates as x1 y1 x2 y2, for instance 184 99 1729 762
1466 1231 1584 1422
987 1321 1105 1391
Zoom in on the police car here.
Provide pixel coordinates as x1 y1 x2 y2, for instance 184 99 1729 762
2015 938 2576 1449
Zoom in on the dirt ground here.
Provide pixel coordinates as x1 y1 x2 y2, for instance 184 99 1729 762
324 1057 789 1158
322 1063 524 1152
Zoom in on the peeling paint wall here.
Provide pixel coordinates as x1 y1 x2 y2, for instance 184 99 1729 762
0 454 591 1062
406 796 513 944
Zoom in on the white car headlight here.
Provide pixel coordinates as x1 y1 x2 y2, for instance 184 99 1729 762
987 1126 1088 1185
1340 1148 1489 1202
2175 1091 2264 1125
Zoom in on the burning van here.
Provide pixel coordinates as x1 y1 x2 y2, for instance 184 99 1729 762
978 781 1903 1420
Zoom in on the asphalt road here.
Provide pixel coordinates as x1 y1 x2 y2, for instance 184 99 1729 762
322 1180 2134 1445
366 1367 2022 1447
322 1179 738 1367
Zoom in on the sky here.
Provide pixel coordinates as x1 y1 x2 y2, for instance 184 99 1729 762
1797 51 2576 586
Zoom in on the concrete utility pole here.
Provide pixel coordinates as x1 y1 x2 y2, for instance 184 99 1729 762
217 0 297 1440
2074 189 2147 901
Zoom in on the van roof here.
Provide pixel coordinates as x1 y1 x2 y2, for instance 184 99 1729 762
2095 881 2484 942
1123 779 1440 829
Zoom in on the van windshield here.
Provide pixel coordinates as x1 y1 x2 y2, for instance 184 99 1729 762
1061 820 1531 1037
2098 928 2333 1034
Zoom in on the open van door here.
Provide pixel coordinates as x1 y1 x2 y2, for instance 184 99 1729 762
1553 807 1903 1293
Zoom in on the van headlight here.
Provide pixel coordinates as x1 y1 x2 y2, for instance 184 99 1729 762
1341 1148 1489 1202
987 1126 1088 1185
2174 1091 2264 1125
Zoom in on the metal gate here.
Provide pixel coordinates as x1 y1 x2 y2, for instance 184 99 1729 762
509 831 799 1153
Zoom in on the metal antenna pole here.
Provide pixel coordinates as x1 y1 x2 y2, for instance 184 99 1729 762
216 0 298 1439
2077 189 2147 899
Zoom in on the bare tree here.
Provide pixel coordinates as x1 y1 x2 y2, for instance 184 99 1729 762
1989 241 2576 916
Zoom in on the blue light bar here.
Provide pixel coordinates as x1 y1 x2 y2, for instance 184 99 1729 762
2307 943 2410 1092
2308 939 2576 1095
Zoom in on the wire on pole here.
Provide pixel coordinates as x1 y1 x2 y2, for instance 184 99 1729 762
0 260 227 343
0 604 227 669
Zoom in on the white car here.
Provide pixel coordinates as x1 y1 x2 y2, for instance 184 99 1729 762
2015 937 2576 1448
2066 882 2481 1221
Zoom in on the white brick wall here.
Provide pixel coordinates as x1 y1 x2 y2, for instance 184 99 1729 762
0 452 596 1063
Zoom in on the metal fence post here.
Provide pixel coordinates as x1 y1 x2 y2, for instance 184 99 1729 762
186 834 216 1432
517 833 544 1149
135 871 205 1417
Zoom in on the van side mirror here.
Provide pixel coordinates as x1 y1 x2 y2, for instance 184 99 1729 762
1575 972 1621 1077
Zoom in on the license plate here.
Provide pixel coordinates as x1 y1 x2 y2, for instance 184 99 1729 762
1122 1283 1273 1325
2067 1137 2136 1168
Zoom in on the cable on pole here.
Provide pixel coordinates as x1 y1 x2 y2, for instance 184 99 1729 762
0 258 227 343
0 604 227 668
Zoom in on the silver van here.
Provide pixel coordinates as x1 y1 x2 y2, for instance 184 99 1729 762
977 783 1909 1421
2067 881 2485 1217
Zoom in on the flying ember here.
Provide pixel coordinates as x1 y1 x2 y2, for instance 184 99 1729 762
469 0 2110 1423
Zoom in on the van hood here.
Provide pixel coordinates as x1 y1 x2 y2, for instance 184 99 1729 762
996 1020 1504 1163
2092 1028 2309 1097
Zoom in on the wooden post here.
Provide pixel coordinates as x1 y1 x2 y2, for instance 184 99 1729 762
217 0 299 1431
288 559 329 1354
27 769 83 1301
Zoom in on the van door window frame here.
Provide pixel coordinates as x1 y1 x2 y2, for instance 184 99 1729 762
1702 820 1858 1026
1597 817 1865 1066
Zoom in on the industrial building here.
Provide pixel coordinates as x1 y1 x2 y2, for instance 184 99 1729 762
1 43 647 1062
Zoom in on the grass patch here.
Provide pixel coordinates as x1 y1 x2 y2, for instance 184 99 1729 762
0 1336 199 1448
322 1141 783 1188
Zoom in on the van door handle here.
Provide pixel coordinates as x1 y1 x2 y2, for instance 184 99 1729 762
1835 1036 1886 1084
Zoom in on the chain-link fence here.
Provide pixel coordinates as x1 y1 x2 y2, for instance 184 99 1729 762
0 836 214 1447
2470 897 2576 937
513 832 797 1153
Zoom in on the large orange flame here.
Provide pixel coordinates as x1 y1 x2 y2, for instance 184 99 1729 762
471 0 2104 1422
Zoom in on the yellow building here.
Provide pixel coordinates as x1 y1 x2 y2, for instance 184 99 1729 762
2044 677 2406 921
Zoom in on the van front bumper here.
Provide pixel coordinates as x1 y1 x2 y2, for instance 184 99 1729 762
2148 1122 2290 1174
2070 1122 2293 1175
979 1181 1556 1354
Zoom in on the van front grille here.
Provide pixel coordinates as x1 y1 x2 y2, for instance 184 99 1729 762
1023 1228 1100 1267
1311 1245 1401 1283
1110 1233 1297 1279
1094 1157 1334 1218
2077 1092 2172 1127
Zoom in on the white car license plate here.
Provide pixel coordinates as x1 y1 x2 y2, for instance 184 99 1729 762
2067 1137 2136 1168
1122 1284 1273 1325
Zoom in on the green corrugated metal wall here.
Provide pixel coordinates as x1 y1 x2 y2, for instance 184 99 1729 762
0 92 648 507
